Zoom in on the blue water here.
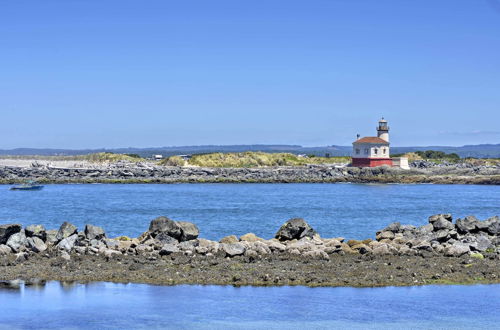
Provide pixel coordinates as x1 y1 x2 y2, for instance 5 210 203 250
1 183 499 240
0 282 499 329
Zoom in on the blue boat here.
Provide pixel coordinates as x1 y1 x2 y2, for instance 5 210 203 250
10 181 44 191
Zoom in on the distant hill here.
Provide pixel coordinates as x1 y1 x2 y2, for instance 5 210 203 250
0 144 499 158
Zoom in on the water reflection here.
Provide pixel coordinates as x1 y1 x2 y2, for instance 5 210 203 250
1 281 499 329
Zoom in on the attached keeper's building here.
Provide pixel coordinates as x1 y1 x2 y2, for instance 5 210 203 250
352 118 394 167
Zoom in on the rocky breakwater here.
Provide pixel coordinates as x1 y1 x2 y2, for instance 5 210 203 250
1 161 499 184
0 214 499 287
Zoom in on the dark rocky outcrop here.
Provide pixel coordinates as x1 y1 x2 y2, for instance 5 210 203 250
275 218 318 241
0 224 21 244
148 217 182 240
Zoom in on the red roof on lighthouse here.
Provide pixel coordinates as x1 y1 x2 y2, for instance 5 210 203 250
353 137 389 144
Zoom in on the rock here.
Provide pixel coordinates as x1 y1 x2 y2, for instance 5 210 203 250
175 221 199 241
6 231 28 252
27 236 47 253
0 224 21 244
84 224 106 240
418 224 434 235
383 222 401 233
376 231 395 241
240 233 263 242
351 244 371 254
0 244 11 255
487 216 500 235
415 241 433 252
470 235 493 252
275 218 317 241
428 214 452 224
267 241 286 253
155 232 179 245
219 235 239 244
159 243 180 256
25 225 47 241
148 216 182 240
104 249 121 259
432 218 455 231
221 243 246 257
135 244 154 254
456 216 479 233
56 222 78 242
104 239 119 249
45 230 59 245
57 234 78 252
434 229 450 242
444 243 470 257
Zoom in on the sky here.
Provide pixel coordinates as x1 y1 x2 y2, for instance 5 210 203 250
1 0 500 149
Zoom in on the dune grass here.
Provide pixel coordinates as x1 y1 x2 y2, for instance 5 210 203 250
161 152 350 168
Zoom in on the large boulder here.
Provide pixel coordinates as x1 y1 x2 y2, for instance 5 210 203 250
84 224 106 240
56 222 78 241
428 214 452 224
6 231 28 252
275 218 317 241
219 235 239 244
0 224 21 244
45 230 59 245
57 234 78 252
432 217 455 231
25 225 47 241
221 243 246 257
469 235 493 252
176 221 199 241
486 216 500 235
27 236 47 253
456 216 479 234
444 243 470 257
148 217 182 240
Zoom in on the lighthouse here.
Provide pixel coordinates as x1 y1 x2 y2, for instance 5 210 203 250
352 118 393 167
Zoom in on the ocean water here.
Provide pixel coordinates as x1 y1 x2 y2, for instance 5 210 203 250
0 183 499 240
0 282 499 329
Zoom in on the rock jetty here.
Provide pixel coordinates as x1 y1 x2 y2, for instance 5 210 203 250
1 214 499 287
0 161 499 184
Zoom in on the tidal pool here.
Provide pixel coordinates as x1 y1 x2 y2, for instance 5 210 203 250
1 281 499 329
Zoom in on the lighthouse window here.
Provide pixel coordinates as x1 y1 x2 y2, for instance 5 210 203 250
383 148 386 154
364 148 369 154
374 148 378 155
355 148 360 155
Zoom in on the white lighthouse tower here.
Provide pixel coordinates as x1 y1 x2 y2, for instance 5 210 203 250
377 118 389 142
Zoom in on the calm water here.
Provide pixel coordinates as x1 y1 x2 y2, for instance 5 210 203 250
1 183 499 240
0 282 499 329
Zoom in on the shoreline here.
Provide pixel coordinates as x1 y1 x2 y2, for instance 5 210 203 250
1 163 499 185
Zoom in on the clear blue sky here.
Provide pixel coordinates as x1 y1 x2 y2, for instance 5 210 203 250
1 0 499 148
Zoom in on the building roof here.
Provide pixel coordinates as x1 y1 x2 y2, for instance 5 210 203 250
353 136 389 144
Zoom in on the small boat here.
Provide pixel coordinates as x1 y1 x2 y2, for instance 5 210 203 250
10 181 44 191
